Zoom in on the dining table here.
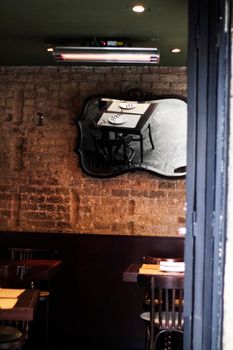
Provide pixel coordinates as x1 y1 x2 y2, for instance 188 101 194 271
0 259 62 349
0 259 62 282
123 262 185 282
0 288 40 321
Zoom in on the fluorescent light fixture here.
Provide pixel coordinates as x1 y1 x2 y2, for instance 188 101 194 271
51 46 160 64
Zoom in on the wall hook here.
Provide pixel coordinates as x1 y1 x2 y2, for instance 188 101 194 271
34 112 44 126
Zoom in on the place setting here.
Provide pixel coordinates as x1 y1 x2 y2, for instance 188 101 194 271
108 114 128 125
138 258 185 275
97 110 141 129
106 100 151 115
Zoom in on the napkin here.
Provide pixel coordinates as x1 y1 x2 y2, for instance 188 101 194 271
159 261 185 272
139 264 159 274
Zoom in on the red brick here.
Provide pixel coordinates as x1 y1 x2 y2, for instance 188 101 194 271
0 66 187 235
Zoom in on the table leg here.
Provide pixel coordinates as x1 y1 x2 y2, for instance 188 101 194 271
140 134 143 163
149 277 155 350
148 124 155 149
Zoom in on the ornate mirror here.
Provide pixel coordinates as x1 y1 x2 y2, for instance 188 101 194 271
75 91 187 178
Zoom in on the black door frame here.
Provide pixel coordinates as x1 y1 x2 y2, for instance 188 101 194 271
184 0 231 349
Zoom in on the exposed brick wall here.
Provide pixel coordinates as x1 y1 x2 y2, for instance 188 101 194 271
0 66 187 235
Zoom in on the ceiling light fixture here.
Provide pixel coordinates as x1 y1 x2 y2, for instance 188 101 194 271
50 46 160 65
132 4 145 13
171 48 181 53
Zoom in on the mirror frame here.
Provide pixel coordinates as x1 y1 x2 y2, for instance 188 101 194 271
75 90 187 178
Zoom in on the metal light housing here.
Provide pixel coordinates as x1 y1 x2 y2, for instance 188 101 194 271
50 46 160 65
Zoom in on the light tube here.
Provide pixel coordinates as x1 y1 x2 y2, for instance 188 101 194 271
51 46 160 64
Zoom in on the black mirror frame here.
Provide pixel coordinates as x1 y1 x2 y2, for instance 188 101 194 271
75 91 187 179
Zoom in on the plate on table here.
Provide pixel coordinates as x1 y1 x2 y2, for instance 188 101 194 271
159 261 185 272
108 115 127 125
119 102 136 109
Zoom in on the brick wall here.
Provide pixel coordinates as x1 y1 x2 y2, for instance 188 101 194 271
0 66 187 235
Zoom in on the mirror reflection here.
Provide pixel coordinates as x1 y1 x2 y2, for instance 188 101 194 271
76 94 187 178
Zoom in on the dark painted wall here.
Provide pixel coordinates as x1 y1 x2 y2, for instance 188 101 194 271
0 232 184 349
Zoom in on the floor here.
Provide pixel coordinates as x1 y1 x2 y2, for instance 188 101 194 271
25 326 183 350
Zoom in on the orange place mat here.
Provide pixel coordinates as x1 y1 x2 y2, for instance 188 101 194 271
0 288 25 298
0 298 18 309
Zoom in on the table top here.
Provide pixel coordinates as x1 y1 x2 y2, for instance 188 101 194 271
0 289 40 321
96 103 157 134
0 259 62 281
123 263 185 283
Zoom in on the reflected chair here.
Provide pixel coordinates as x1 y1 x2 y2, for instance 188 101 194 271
92 133 135 165
130 123 155 163
138 273 184 350
0 265 31 350
8 248 58 350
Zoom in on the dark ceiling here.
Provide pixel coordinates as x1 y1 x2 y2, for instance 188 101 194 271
0 0 188 66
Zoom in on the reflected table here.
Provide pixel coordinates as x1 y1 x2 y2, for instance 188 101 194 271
96 102 157 163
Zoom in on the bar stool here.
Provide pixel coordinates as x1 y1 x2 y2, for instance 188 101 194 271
138 273 184 350
0 324 29 350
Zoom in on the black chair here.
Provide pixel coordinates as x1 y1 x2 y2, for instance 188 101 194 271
0 265 31 350
9 248 58 261
92 133 135 165
141 257 184 310
138 273 184 350
0 264 31 289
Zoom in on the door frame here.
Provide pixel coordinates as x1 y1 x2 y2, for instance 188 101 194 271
184 0 231 349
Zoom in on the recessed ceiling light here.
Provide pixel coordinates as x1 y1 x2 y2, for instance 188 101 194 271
171 48 181 53
132 5 145 13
